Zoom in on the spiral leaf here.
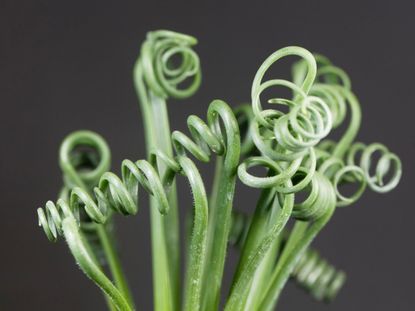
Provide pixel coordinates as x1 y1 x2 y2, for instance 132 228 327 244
293 249 346 302
140 30 201 99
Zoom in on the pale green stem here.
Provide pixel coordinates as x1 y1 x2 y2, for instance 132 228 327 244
201 159 237 310
134 61 178 311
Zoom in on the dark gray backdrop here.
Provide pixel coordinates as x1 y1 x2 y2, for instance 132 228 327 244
1 1 414 310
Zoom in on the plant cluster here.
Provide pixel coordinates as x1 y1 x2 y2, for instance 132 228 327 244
37 30 402 311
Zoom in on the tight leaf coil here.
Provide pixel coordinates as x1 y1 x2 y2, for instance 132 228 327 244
292 248 346 302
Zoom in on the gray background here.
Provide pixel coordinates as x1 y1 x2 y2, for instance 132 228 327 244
1 0 414 310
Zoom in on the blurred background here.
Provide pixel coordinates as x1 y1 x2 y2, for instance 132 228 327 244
1 0 414 310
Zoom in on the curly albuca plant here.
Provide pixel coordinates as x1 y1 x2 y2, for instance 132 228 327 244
37 30 402 311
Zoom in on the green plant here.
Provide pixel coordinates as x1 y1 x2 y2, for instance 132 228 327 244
37 30 402 311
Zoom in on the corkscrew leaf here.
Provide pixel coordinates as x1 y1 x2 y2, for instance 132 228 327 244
140 30 201 99
292 248 346 302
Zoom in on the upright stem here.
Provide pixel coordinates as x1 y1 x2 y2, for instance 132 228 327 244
202 159 237 310
134 61 179 311
149 93 180 289
224 191 293 311
243 234 281 311
234 189 283 311
133 30 202 309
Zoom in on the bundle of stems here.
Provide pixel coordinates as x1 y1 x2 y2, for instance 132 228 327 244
37 30 402 311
